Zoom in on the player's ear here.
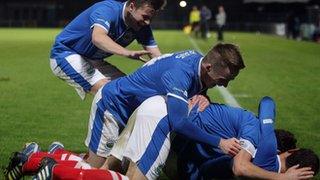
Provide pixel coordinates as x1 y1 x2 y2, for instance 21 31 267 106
128 2 136 12
204 63 213 73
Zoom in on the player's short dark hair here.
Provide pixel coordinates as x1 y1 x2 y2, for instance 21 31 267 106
203 43 245 73
286 148 319 175
275 129 297 153
128 0 167 11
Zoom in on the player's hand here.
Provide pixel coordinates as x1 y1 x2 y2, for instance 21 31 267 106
189 95 210 112
282 165 314 180
219 138 241 156
126 50 151 61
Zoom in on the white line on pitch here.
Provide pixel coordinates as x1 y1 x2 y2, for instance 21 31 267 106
188 36 241 107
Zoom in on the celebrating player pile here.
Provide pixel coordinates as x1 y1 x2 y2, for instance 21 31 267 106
4 0 319 178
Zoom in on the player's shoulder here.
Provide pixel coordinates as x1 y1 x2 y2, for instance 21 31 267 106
93 0 123 12
170 50 203 68
206 103 245 117
173 50 202 59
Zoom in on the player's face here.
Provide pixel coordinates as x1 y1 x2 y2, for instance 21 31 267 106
127 3 156 31
202 65 238 89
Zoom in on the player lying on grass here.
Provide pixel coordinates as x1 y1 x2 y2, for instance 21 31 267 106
50 0 166 100
83 43 245 168
4 142 128 180
170 97 319 179
107 96 318 179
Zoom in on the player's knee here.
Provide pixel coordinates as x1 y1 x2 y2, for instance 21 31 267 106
86 150 106 168
125 160 147 180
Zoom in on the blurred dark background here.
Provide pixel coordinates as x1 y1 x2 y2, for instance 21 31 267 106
0 0 319 40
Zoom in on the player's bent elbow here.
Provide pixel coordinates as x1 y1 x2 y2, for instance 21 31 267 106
232 161 249 177
91 34 102 47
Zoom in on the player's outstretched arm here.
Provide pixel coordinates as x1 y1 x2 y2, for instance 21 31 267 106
92 26 150 60
143 46 161 59
167 96 240 156
167 96 220 146
233 150 314 180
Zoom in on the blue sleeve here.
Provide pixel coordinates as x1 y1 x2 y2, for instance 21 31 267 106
89 5 116 32
253 96 279 172
136 26 157 47
167 96 221 147
240 111 260 147
161 68 191 102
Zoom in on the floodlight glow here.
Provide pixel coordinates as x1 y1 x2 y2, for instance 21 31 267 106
179 1 187 8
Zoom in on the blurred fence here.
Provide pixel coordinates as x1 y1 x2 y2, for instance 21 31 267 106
0 19 317 40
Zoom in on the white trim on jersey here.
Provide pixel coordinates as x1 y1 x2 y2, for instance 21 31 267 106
122 2 128 26
198 57 204 90
277 155 281 173
262 118 274 124
91 23 109 33
167 93 188 104
143 45 158 48
240 138 257 158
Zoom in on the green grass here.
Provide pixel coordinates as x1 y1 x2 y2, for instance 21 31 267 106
0 28 319 179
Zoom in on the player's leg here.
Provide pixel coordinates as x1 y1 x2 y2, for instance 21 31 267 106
50 52 107 100
33 157 129 180
253 96 278 166
162 146 179 180
85 58 126 81
85 88 120 168
102 107 140 172
123 96 171 180
4 142 40 180
85 58 126 95
22 142 88 174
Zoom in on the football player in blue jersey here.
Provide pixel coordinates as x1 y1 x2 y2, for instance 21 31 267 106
50 0 166 100
117 96 318 179
172 96 319 180
84 43 245 168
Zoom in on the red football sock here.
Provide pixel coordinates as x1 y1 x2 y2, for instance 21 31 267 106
53 165 124 180
22 157 42 174
52 149 75 155
22 151 84 173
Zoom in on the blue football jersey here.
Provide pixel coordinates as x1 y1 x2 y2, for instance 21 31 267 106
51 0 157 60
253 96 280 173
177 97 280 178
174 104 260 179
100 50 204 127
188 103 260 158
252 137 280 173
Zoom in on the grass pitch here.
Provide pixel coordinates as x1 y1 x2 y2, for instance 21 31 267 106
0 29 319 179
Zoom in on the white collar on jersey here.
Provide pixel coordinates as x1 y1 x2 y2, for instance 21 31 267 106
277 155 282 173
198 57 204 90
122 1 128 27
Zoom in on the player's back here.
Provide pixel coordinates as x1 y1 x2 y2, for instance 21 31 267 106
52 0 124 58
173 103 259 179
194 103 259 141
177 103 259 160
101 50 204 127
